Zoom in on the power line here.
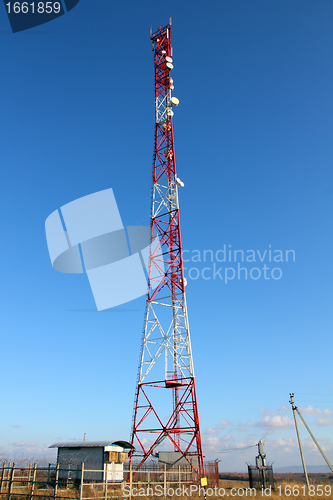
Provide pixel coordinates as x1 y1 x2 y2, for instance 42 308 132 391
295 393 333 397
215 445 257 454
294 400 333 404
260 395 290 441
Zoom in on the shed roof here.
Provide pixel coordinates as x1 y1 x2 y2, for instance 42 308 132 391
49 440 134 449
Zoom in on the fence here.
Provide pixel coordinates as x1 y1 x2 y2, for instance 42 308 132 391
248 465 274 489
0 461 219 500
124 461 218 488
0 462 77 500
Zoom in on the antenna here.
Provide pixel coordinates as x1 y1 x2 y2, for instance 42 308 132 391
129 20 204 479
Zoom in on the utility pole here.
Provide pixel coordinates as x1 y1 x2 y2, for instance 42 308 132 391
290 393 310 489
130 19 204 479
292 396 333 473
256 440 267 488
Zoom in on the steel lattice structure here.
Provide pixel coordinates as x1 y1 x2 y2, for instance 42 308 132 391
130 20 204 478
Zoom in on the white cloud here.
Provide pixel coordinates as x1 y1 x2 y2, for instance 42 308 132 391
315 418 333 427
256 415 294 430
277 406 289 412
300 405 332 417
204 434 236 452
259 407 271 416
271 437 298 454
205 427 218 435
205 436 222 449
13 442 37 448
220 419 232 426
222 434 234 442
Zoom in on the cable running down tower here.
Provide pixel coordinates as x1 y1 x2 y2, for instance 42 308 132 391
130 19 204 478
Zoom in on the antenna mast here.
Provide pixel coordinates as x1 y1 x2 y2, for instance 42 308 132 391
130 20 204 478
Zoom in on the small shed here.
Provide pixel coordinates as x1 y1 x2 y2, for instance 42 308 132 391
49 440 134 482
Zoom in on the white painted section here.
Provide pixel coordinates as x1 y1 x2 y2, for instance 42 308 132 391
105 463 123 482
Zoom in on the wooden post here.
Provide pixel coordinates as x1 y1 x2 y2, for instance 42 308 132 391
65 464 69 489
178 466 181 488
79 463 84 500
0 461 6 493
28 463 32 484
296 406 333 473
104 465 108 500
5 463 12 495
215 461 219 488
290 394 310 488
163 464 166 498
8 463 15 500
47 464 51 485
129 464 132 500
53 463 59 500
30 464 37 500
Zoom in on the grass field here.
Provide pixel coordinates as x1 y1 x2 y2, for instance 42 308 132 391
2 477 333 500
1 469 333 500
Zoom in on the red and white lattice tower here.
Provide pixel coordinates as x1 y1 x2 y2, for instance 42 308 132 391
130 19 204 478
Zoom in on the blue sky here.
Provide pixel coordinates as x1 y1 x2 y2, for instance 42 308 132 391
0 0 332 471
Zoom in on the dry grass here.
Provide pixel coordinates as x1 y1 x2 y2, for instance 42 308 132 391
3 476 333 500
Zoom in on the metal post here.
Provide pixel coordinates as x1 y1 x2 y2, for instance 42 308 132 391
290 394 310 489
48 463 51 485
53 463 59 500
129 464 132 500
104 463 108 500
0 461 6 493
30 464 37 500
79 463 84 500
8 463 15 500
295 407 333 473
262 469 266 489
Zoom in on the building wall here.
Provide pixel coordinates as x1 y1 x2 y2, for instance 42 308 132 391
57 445 126 482
158 452 198 482
58 446 104 481
104 445 125 482
158 451 198 468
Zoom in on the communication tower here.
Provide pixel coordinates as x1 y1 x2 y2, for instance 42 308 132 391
130 19 204 478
